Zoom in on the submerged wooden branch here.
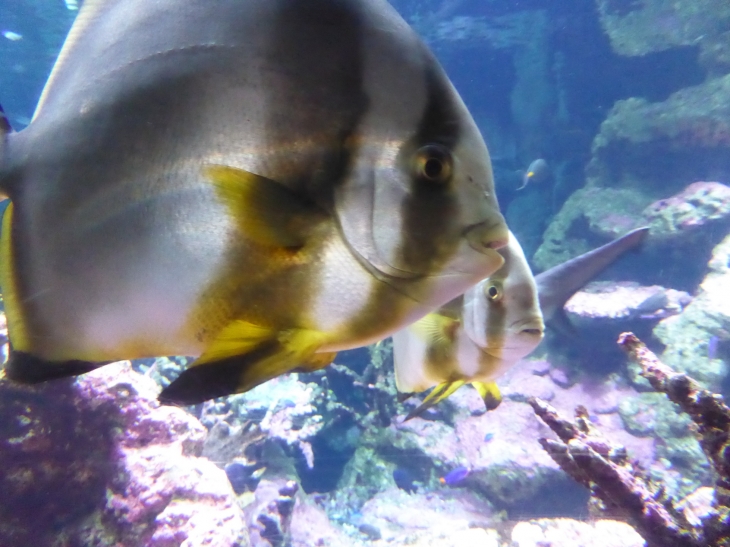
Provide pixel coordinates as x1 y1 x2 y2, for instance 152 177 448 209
529 397 701 547
529 331 730 547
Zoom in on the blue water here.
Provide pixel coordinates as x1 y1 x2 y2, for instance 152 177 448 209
1 1 728 545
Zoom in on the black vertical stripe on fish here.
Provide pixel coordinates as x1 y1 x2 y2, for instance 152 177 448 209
263 0 369 208
398 62 462 274
481 275 510 375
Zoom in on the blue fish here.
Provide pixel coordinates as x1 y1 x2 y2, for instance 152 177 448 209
440 466 470 485
709 336 720 359
484 432 494 442
393 468 417 493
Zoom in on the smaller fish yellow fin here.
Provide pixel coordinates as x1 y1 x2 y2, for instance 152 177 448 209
473 381 502 411
404 380 466 421
205 165 326 249
159 324 330 405
412 313 458 349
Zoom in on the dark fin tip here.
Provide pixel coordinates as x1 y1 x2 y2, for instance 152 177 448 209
4 351 107 384
483 393 502 411
0 104 11 134
159 357 246 406
397 391 415 403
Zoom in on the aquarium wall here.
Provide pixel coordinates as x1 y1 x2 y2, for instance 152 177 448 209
1 0 730 545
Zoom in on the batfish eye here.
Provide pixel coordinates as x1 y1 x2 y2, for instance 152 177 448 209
414 144 453 185
485 283 503 302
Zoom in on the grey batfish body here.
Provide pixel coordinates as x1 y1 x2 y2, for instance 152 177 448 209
0 0 508 403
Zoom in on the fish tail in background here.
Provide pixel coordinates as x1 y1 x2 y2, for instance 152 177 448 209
536 226 650 324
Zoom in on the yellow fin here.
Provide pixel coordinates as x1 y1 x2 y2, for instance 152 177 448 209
205 164 326 249
473 381 502 411
0 203 29 351
191 319 274 366
412 313 459 349
159 324 330 405
404 380 466 421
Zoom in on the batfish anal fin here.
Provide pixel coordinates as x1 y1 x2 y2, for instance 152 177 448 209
4 351 109 384
404 380 466 421
205 164 327 250
159 323 329 405
473 381 502 411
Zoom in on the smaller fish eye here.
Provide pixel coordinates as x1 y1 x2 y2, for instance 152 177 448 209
414 144 453 185
485 283 503 301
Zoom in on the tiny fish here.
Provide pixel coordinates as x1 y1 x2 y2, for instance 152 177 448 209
1 31 22 41
708 336 720 359
64 0 79 10
440 465 469 486
484 432 494 442
516 158 549 190
393 468 417 493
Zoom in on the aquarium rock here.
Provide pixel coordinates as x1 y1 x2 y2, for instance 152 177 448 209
596 0 730 73
511 518 644 547
653 232 730 389
0 361 247 547
565 282 690 326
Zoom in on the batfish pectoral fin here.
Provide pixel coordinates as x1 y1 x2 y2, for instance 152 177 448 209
158 321 329 405
205 164 328 249
404 380 466 421
473 381 502 411
4 351 109 384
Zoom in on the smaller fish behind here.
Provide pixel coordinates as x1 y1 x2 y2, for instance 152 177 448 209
440 465 469 486
393 468 417 493
517 158 550 190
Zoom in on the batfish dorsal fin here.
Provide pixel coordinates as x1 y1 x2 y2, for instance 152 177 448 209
33 0 110 120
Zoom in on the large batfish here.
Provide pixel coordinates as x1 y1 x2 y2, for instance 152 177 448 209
394 227 648 419
0 0 509 404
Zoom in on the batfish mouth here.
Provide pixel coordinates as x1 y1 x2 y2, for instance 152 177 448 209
464 217 509 254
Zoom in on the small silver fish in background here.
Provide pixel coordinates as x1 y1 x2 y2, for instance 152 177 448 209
64 0 79 10
516 158 550 190
0 0 508 405
1 31 23 41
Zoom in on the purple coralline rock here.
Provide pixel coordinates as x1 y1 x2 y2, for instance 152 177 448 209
565 282 691 327
357 488 496 544
511 518 644 547
643 182 730 239
380 362 654 513
0 361 247 547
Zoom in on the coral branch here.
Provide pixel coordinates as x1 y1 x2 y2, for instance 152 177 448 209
618 332 730 544
531 332 730 547
529 397 700 547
